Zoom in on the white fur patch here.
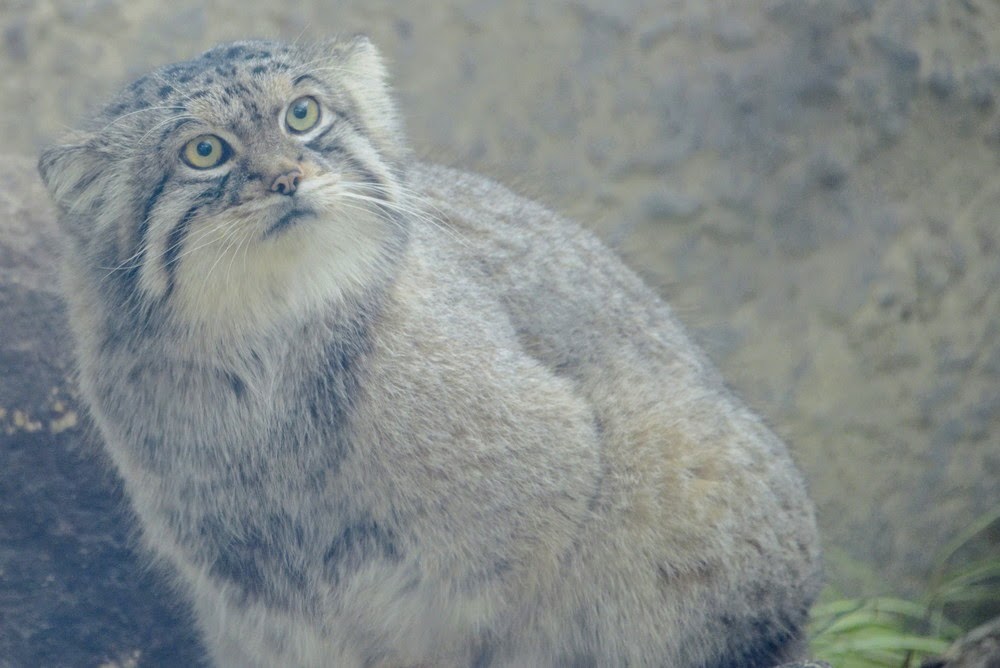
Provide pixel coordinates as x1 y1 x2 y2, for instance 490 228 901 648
168 173 397 340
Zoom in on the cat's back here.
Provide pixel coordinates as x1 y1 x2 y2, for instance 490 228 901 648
410 161 744 404
410 162 823 665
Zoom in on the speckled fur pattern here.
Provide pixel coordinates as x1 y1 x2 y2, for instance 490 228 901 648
38 37 822 667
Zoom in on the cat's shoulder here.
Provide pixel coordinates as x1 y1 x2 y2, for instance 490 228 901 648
411 162 554 218
408 161 596 255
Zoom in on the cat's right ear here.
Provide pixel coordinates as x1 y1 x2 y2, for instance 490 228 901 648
38 135 110 216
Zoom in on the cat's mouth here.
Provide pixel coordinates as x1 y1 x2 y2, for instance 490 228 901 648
263 206 316 239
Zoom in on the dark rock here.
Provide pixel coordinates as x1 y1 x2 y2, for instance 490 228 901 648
922 616 1000 667
0 155 205 667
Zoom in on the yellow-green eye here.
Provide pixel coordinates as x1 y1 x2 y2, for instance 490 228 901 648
182 135 228 169
286 96 320 133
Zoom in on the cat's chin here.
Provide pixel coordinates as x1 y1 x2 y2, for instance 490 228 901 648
263 206 317 239
168 203 396 343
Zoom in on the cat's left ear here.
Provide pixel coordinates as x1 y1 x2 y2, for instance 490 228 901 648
336 35 407 161
38 133 112 217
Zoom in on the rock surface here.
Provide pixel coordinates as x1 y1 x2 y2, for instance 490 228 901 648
0 156 204 667
2 0 999 665
922 616 1000 668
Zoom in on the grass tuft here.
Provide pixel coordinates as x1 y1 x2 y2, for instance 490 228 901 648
809 507 1000 667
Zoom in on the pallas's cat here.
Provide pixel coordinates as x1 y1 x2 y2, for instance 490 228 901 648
38 37 821 667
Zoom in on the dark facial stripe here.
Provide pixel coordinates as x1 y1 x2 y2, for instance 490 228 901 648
334 93 381 145
304 123 336 149
154 115 193 145
161 172 231 299
162 201 201 299
127 170 174 292
329 105 368 144
138 172 171 250
344 154 387 193
307 133 387 195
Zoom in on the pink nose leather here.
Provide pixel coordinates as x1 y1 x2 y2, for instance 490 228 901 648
271 169 302 196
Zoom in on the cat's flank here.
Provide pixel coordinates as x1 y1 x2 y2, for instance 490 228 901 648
38 37 821 667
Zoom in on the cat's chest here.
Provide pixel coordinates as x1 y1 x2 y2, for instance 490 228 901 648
100 349 361 560
92 340 354 506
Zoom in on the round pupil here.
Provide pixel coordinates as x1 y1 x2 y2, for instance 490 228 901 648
293 102 309 119
196 141 214 157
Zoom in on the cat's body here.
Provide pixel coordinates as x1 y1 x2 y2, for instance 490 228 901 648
39 38 821 667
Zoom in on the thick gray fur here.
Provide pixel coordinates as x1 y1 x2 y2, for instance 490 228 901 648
38 37 822 667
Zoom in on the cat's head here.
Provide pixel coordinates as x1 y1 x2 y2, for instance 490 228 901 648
39 37 410 338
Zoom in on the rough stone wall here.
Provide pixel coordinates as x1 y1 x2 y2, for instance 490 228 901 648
1 0 998 664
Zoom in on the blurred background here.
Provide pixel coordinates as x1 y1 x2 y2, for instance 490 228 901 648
1 0 998 665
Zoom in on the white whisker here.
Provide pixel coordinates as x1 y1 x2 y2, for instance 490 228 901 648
200 218 253 296
134 112 199 149
338 189 472 249
99 105 188 133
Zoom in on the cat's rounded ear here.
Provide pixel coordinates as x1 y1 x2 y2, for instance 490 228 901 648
38 134 111 216
335 35 408 162
342 35 384 76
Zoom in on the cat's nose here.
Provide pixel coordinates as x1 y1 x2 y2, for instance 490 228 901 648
271 168 303 196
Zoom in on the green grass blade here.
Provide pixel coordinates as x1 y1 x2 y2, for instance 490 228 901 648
930 506 1000 577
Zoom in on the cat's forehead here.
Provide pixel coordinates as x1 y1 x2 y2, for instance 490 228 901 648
100 41 331 130
165 41 302 86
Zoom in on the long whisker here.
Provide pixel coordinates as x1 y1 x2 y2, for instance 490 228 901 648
341 179 454 223
224 222 257 287
100 209 243 278
99 105 188 133
287 56 353 77
120 214 252 324
134 112 199 149
239 216 256 281
337 189 472 250
200 225 247 293
149 73 199 105
169 218 244 269
289 62 356 79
